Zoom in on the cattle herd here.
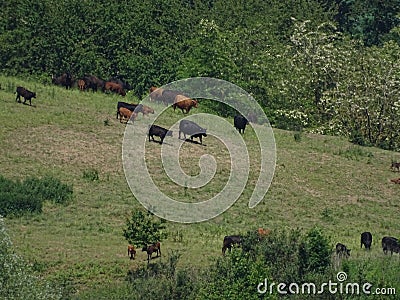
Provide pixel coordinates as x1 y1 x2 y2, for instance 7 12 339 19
222 229 400 260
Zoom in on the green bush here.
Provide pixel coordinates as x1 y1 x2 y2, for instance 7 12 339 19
0 175 72 217
0 217 63 299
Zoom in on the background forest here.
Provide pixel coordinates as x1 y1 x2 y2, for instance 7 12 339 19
1 0 400 149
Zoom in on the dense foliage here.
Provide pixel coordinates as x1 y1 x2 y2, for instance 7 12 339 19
0 217 63 299
1 0 400 149
0 175 73 216
77 227 400 299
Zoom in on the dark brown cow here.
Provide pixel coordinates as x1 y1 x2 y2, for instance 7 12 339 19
142 242 161 262
390 178 400 184
83 75 105 92
391 162 400 172
336 243 351 258
173 95 198 114
128 245 136 260
16 86 36 106
52 72 73 89
222 235 242 255
104 81 126 96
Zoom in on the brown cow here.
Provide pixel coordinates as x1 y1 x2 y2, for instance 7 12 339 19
391 162 400 172
257 228 271 240
142 242 161 262
119 107 137 123
149 86 163 102
390 178 400 184
77 79 86 91
128 245 136 260
141 105 155 116
104 81 126 96
173 95 198 114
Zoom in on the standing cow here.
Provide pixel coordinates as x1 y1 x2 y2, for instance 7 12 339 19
234 114 249 134
52 72 73 89
360 232 372 250
382 236 400 255
172 95 198 114
15 87 36 106
179 120 207 145
336 243 351 259
148 125 173 144
222 235 242 255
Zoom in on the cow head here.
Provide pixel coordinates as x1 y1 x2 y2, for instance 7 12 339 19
167 130 173 137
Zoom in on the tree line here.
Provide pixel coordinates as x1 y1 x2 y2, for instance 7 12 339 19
1 0 400 149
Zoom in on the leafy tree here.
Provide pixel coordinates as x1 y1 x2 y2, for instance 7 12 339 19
123 210 167 248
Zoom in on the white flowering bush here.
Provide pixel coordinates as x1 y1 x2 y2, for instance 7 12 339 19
0 217 62 300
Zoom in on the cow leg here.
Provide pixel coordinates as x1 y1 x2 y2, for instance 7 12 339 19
16 94 20 102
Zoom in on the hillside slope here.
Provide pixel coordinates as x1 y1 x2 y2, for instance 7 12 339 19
1 76 399 293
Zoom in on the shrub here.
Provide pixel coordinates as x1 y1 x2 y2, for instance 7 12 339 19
0 217 63 299
0 175 73 217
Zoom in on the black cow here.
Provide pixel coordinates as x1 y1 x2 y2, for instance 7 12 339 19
336 243 351 258
179 120 207 145
116 102 143 120
15 86 36 106
52 72 73 89
382 236 400 255
360 232 372 250
148 125 173 144
83 75 105 92
234 114 249 134
222 235 242 255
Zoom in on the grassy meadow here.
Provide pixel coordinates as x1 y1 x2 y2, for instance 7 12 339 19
1 75 400 296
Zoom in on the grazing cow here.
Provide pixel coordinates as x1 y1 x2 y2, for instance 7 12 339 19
173 95 198 114
15 86 36 106
116 102 143 120
103 81 126 96
77 79 86 91
149 86 164 102
128 245 136 260
52 72 73 89
234 114 249 134
118 107 137 123
141 105 155 116
83 75 105 92
179 120 207 145
391 162 400 172
360 232 372 250
108 77 133 91
257 228 271 240
222 235 242 255
336 243 351 258
148 125 173 144
382 236 400 255
390 178 400 184
142 242 161 262
161 89 186 105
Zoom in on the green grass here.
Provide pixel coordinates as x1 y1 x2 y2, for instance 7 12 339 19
1 75 400 295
